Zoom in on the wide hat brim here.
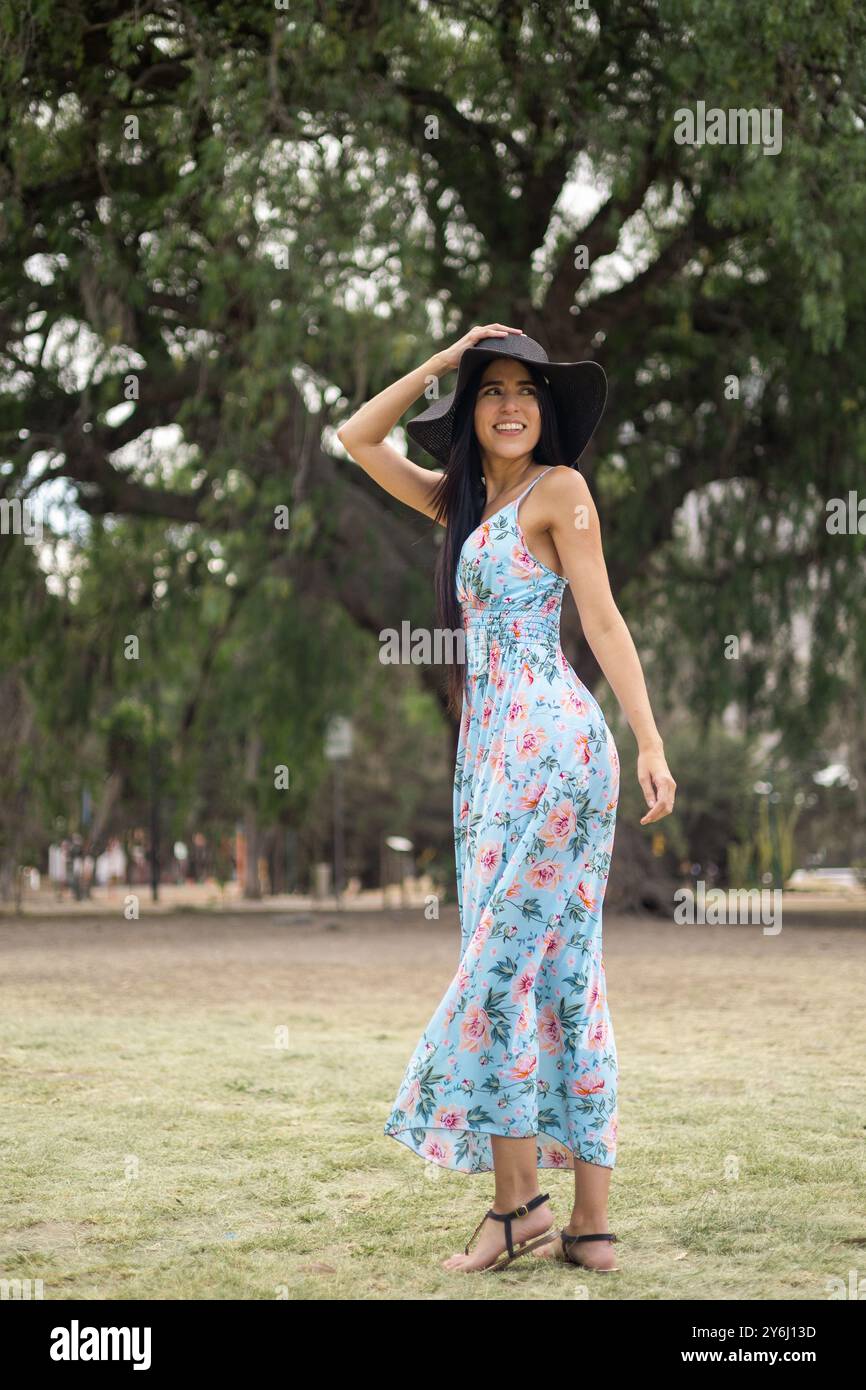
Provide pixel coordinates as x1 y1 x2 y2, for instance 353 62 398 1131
406 335 607 468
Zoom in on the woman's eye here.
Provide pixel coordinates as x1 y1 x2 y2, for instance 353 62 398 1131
484 386 537 394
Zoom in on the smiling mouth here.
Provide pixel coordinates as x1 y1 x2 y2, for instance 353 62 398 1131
493 423 525 433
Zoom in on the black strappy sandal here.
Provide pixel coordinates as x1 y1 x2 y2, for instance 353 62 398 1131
462 1191 559 1273
560 1229 620 1272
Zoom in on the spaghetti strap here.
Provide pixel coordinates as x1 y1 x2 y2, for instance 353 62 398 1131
514 465 555 524
516 465 555 504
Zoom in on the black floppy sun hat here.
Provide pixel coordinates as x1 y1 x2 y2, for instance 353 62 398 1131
406 333 607 467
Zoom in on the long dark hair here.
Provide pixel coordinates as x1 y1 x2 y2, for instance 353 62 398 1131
428 361 568 717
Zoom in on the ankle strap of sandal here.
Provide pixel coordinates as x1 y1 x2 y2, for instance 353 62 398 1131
488 1191 551 1223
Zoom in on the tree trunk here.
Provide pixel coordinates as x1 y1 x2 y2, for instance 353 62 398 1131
243 730 264 900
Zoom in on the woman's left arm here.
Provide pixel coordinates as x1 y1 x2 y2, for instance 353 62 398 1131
547 468 676 825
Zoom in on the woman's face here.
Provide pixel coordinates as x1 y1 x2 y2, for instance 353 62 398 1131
473 357 542 461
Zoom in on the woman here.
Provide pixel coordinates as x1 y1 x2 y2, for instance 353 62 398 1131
336 323 676 1274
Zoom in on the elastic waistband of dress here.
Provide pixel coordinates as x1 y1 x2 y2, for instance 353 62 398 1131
463 609 561 642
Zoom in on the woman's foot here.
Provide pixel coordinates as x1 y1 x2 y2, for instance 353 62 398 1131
441 1195 556 1272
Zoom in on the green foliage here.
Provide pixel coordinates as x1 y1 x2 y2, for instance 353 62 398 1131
612 717 827 887
1 0 864 887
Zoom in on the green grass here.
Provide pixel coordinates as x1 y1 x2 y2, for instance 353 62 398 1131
1 908 864 1299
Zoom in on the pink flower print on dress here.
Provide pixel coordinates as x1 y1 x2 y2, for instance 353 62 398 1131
481 696 494 727
570 1071 607 1096
519 781 545 811
510 543 542 579
454 963 471 995
564 686 588 717
504 880 523 903
539 1143 573 1169
539 799 577 849
509 1050 538 1081
586 1018 609 1051
506 694 529 724
488 736 508 782
586 971 606 1012
538 1005 564 1054
576 879 596 911
607 735 621 798
526 858 564 892
467 911 493 957
520 660 535 685
476 841 502 882
511 966 537 1002
541 924 567 958
460 1002 492 1052
471 524 491 553
489 637 502 680
574 733 591 763
515 726 547 761
513 1002 532 1034
434 1104 469 1132
601 1114 618 1154
458 799 470 822
401 1077 422 1114
422 1136 453 1164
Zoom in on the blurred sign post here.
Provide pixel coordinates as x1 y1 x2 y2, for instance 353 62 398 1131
386 835 414 906
324 717 353 908
174 840 188 886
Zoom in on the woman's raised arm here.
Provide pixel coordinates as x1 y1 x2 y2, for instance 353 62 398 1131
336 324 524 523
336 352 451 523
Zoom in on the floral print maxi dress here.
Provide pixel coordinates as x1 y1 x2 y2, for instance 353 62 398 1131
383 466 620 1173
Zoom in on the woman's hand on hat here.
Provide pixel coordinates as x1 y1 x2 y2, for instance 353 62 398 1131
437 323 525 373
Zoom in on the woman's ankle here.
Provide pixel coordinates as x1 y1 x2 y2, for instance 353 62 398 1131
492 1188 546 1214
566 1209 609 1233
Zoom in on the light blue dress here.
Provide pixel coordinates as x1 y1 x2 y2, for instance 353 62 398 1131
384 466 620 1172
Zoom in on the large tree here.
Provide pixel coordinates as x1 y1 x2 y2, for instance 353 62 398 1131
2 0 865 892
